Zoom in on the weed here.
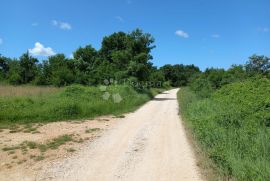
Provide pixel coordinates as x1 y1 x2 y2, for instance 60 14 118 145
8 151 15 155
38 144 47 152
46 135 73 149
35 155 45 161
24 141 38 149
2 146 20 151
30 155 36 159
67 148 76 152
115 115 125 118
85 128 100 133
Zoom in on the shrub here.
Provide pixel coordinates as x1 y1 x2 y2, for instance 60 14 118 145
178 78 270 180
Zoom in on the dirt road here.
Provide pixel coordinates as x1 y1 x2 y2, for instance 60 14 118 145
37 88 202 181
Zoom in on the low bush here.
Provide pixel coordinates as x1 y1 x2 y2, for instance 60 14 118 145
178 78 270 180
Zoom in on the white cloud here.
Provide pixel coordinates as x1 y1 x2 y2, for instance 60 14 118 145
0 38 3 45
52 20 72 30
32 22 38 26
28 42 56 56
115 16 124 23
211 34 220 38
52 20 58 26
258 27 269 32
175 30 189 38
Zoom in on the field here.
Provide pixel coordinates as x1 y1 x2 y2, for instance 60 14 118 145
178 78 270 180
0 85 62 97
0 84 160 127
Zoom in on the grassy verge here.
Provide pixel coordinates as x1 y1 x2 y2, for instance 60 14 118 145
178 79 270 180
0 84 164 127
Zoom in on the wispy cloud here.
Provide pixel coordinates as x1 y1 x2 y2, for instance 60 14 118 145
258 27 269 32
52 20 72 30
175 30 189 38
0 38 3 45
115 16 124 23
32 22 39 26
29 42 56 56
211 34 220 38
126 0 132 4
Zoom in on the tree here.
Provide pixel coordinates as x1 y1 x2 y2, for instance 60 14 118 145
0 55 10 81
48 54 75 86
19 52 38 84
100 32 130 64
98 29 156 82
73 45 97 84
222 65 247 84
7 60 21 85
129 29 155 59
245 55 270 76
160 64 200 87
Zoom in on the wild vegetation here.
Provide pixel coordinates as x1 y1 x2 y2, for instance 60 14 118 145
0 85 61 97
0 85 156 127
178 55 270 180
0 29 198 126
0 29 199 88
0 28 270 180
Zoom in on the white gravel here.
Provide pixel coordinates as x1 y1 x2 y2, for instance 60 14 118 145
36 88 202 181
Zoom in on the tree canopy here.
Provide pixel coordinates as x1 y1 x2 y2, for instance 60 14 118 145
0 29 269 88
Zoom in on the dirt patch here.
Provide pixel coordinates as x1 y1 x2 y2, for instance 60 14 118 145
0 116 119 179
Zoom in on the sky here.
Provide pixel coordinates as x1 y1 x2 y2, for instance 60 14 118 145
0 0 269 70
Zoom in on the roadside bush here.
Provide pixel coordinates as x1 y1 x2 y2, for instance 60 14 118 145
178 78 270 180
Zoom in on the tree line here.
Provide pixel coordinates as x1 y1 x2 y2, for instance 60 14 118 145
0 29 269 88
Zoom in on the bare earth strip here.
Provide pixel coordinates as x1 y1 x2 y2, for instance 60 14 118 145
34 88 202 181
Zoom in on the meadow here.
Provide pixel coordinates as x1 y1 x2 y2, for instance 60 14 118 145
178 78 270 180
0 85 62 97
0 84 160 128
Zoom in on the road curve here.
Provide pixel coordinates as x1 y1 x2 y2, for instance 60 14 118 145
38 88 202 181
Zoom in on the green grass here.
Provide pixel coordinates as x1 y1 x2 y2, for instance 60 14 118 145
85 128 100 133
46 135 73 149
178 78 270 180
2 134 74 157
0 85 160 127
66 148 76 152
2 146 20 151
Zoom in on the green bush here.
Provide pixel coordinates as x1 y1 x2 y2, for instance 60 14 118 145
178 78 270 180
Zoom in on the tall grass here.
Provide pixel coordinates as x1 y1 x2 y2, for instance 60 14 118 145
178 79 270 180
0 85 62 97
0 85 156 127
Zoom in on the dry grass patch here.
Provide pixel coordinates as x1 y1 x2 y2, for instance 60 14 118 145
0 85 61 97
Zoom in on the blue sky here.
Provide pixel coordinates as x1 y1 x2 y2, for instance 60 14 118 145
0 0 269 70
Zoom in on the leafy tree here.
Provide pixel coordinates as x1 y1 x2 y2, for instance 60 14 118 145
48 54 75 86
19 52 38 84
73 45 97 84
222 65 247 84
100 32 130 64
0 55 10 81
245 55 270 76
129 29 155 59
7 60 21 85
160 64 200 87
